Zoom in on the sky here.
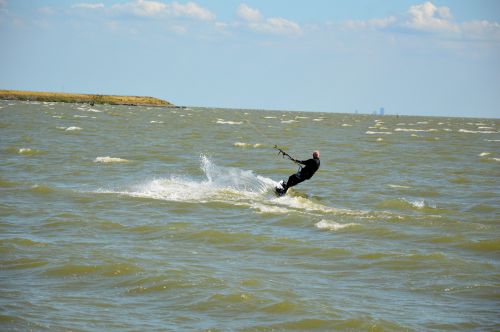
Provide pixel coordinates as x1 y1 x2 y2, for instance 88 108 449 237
0 1 499 118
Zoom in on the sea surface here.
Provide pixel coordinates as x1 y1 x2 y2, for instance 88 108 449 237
1 100 499 331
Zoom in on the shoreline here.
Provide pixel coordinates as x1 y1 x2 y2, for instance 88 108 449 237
0 89 173 107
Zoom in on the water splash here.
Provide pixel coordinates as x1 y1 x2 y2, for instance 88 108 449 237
200 154 273 194
95 155 357 218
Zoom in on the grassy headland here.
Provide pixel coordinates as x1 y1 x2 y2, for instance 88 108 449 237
0 90 173 107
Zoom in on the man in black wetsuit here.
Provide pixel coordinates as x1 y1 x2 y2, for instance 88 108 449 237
278 150 320 194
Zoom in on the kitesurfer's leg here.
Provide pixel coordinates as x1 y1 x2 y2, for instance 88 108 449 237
285 173 303 190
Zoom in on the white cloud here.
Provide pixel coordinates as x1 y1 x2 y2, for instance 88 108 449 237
237 4 261 22
72 3 105 10
108 1 214 20
167 1 215 21
236 4 302 36
111 0 166 17
461 20 500 41
405 1 458 32
342 1 500 42
343 16 397 30
250 17 302 35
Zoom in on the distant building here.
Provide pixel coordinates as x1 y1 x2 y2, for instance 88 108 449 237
379 107 385 116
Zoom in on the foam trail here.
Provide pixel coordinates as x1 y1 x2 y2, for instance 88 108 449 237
95 155 362 219
98 155 277 203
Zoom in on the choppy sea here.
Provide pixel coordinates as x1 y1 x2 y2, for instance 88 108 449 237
1 100 499 331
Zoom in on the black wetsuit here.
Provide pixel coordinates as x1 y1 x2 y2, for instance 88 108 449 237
282 157 320 192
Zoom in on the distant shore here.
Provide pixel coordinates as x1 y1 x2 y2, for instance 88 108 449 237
0 89 173 107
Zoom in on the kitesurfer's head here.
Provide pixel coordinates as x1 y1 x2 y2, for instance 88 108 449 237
313 151 320 159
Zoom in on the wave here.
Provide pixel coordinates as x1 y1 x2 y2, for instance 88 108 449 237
459 129 497 134
57 126 82 131
234 142 263 148
388 184 411 189
216 119 242 125
18 148 38 155
365 131 392 135
376 198 436 211
315 220 359 231
94 156 130 163
394 128 438 132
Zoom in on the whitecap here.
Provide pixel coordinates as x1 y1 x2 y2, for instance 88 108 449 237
388 184 411 189
313 118 323 122
65 126 82 131
342 124 352 127
74 115 88 118
404 198 434 209
150 120 164 124
94 156 129 163
281 120 297 124
394 128 437 132
479 152 491 157
315 220 359 231
216 119 242 125
18 148 33 154
459 129 497 134
234 142 262 148
366 131 392 135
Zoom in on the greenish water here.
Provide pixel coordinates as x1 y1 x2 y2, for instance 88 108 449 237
1 100 499 331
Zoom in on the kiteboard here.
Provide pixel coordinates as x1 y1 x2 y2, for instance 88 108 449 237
275 180 287 196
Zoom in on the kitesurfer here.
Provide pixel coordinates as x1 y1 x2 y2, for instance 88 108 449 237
277 150 320 195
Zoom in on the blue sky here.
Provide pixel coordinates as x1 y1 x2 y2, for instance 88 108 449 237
1 1 499 117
